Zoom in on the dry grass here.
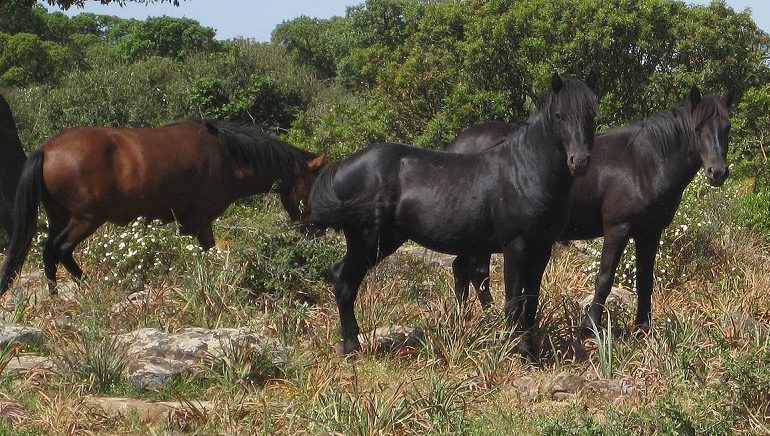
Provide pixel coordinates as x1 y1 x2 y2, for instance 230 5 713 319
1 192 769 435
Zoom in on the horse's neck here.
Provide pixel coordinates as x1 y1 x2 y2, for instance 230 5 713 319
232 163 288 197
638 120 702 195
503 116 565 174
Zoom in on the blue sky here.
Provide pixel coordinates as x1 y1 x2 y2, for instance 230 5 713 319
43 0 769 41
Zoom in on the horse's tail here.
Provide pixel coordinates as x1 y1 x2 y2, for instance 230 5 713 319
309 158 393 231
0 150 43 297
308 163 343 230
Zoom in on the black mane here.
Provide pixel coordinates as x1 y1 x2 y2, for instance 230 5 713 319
206 120 317 178
631 95 727 155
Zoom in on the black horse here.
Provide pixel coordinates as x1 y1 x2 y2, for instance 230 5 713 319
310 74 597 356
445 87 732 334
0 94 27 248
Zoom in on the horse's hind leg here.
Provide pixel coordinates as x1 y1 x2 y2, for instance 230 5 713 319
452 255 472 306
196 224 215 250
327 258 344 285
55 217 102 287
42 208 69 293
334 228 405 355
0 205 11 250
469 255 493 309
43 224 64 293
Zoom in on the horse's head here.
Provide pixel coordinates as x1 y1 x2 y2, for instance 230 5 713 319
543 73 598 176
279 154 326 229
688 87 732 187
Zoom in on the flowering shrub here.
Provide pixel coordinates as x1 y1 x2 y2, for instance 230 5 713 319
582 172 742 290
82 218 225 291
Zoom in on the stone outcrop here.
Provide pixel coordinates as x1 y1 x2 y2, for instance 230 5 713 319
85 396 214 427
357 325 424 353
0 322 43 348
115 327 288 389
513 371 636 403
579 286 636 323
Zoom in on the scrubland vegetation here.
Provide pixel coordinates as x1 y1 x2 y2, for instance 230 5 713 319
1 0 769 433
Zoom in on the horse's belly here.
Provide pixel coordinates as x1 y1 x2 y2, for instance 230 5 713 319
395 201 496 254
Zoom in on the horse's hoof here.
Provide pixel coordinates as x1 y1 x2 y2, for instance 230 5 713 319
578 317 601 339
335 340 361 356
514 340 538 362
567 339 589 362
632 323 651 337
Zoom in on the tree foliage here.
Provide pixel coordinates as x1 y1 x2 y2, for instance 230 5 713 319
45 0 180 10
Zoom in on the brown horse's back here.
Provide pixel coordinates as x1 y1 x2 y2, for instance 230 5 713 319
41 121 233 229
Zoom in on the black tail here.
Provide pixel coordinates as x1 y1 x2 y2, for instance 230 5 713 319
308 161 388 231
308 163 342 230
0 150 43 297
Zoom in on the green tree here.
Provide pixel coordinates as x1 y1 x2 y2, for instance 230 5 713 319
114 16 221 62
45 0 180 9
0 32 71 85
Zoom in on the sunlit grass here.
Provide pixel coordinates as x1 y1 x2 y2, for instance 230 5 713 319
1 187 769 434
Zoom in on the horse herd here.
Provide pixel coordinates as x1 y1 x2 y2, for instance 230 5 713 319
0 74 733 359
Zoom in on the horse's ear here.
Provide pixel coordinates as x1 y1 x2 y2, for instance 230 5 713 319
551 73 564 94
689 86 702 108
307 155 325 172
585 70 598 91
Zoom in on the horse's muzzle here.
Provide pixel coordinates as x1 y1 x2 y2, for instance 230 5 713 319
568 154 590 176
706 166 728 187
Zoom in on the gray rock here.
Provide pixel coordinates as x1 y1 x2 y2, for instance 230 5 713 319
584 378 636 401
3 355 54 385
729 311 767 335
115 327 288 389
357 325 424 353
84 396 214 426
4 355 54 373
397 246 455 269
511 375 539 399
0 322 43 348
543 371 588 400
110 290 150 315
580 287 636 321
541 371 636 402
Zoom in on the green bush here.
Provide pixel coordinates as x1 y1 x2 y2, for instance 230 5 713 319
736 183 770 240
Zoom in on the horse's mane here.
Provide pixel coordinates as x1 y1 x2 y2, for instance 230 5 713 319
630 95 727 155
201 120 317 178
0 94 19 133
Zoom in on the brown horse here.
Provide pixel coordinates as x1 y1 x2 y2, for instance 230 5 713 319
0 119 324 295
0 94 27 248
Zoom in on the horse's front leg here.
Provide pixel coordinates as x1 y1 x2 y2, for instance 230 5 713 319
581 223 631 336
333 227 406 355
518 241 554 359
502 237 526 332
633 228 662 333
